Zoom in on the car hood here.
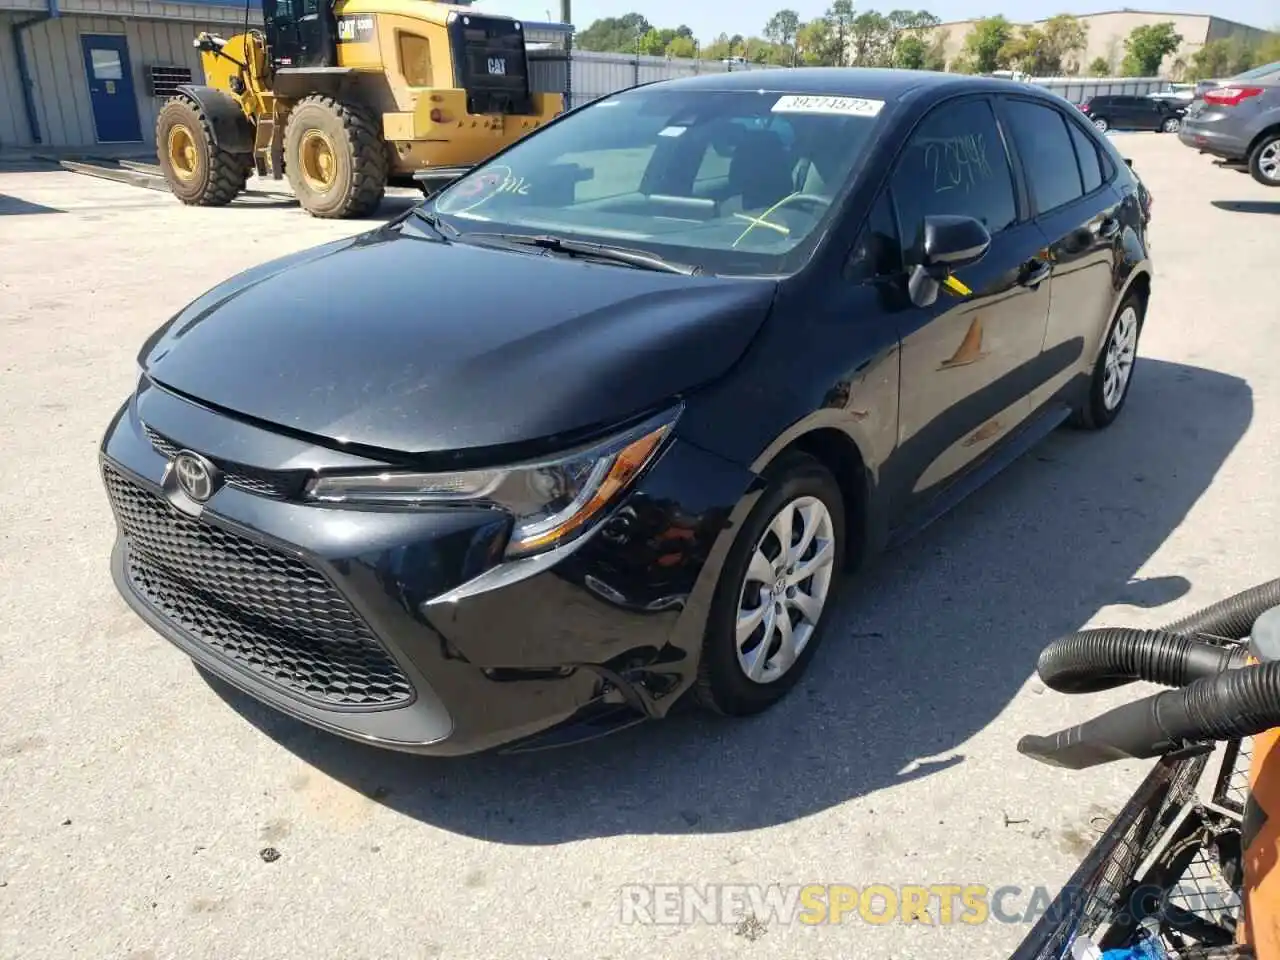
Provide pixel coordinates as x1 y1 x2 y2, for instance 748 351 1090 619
140 224 777 455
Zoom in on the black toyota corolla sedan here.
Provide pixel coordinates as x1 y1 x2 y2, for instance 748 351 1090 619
100 68 1154 756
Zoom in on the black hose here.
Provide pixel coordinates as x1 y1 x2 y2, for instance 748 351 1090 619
1161 577 1280 641
1036 627 1251 694
1019 660 1280 770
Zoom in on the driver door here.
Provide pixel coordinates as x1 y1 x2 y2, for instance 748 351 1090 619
887 95 1053 521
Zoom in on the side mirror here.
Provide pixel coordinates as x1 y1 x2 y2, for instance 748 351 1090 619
908 215 991 308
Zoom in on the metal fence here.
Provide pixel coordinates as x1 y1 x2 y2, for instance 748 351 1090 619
1025 76 1169 105
528 49 1174 113
566 50 784 110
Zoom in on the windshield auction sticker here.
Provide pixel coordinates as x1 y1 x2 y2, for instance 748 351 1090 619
771 95 885 116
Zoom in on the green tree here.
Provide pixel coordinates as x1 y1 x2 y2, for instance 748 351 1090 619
826 0 856 66
1258 31 1280 64
796 18 838 65
1120 21 1182 76
576 13 652 52
666 35 697 58
956 16 1014 73
764 9 802 48
887 9 940 67
1190 37 1259 79
895 33 927 69
1041 14 1088 74
850 11 892 65
1087 55 1112 75
1000 27 1047 74
637 28 666 55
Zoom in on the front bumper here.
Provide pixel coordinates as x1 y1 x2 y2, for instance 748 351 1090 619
99 380 757 755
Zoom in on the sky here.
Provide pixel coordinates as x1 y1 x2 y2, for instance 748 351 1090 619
477 0 1278 41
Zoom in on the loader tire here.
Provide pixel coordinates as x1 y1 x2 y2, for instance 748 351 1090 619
155 96 250 207
283 95 387 219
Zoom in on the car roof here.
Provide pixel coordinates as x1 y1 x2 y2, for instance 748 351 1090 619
642 66 1051 104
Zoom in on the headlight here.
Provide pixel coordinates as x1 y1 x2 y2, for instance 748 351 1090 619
305 408 679 558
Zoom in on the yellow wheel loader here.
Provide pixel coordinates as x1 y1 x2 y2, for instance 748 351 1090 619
155 0 563 218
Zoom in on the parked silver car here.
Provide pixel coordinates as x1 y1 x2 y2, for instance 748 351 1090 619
1180 64 1280 186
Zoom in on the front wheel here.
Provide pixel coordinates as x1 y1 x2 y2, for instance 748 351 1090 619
1071 291 1145 430
1248 134 1280 187
695 453 846 716
155 96 250 206
1162 117 1181 133
283 95 387 218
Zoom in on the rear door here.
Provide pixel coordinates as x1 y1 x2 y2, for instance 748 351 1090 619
888 94 1053 514
995 95 1127 412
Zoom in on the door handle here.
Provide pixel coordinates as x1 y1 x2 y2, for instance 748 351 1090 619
1019 259 1051 288
1098 217 1121 240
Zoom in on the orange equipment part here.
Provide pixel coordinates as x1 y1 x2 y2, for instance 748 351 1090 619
1239 652 1280 957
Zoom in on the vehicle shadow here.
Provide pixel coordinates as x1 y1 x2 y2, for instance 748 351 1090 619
1211 200 1280 215
205 356 1252 844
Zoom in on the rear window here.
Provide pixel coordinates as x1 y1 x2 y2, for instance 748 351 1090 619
431 88 888 276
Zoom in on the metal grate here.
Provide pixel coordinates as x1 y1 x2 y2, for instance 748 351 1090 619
146 65 192 98
143 425 302 499
1212 738 1252 817
1010 750 1210 960
103 464 413 709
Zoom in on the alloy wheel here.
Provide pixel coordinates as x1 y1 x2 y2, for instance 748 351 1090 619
1163 117 1180 133
1093 117 1109 133
1259 140 1280 183
735 496 836 684
1102 305 1138 411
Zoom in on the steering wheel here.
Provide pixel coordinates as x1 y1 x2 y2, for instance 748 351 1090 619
732 192 833 247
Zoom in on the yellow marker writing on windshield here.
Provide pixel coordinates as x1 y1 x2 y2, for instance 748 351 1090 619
943 275 972 297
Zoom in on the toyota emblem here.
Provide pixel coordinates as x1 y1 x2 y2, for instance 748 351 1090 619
172 451 216 502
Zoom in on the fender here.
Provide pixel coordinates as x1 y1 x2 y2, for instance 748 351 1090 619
175 84 255 154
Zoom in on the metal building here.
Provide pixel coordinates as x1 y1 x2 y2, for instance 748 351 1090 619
0 0 575 151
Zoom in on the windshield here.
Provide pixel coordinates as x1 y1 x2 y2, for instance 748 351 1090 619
429 87 888 276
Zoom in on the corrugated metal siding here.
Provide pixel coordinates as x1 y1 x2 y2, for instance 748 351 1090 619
568 50 782 110
0 14 33 146
2 12 234 148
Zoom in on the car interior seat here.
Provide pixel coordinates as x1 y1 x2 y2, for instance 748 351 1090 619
722 130 796 214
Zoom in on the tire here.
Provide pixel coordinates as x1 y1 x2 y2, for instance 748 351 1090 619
1162 117 1181 133
1092 116 1110 133
695 452 847 716
155 96 250 207
1247 132 1280 187
283 95 387 218
1071 290 1145 430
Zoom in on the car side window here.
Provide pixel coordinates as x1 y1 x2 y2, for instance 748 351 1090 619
1066 119 1103 194
889 97 1017 261
1001 99 1084 215
847 190 902 282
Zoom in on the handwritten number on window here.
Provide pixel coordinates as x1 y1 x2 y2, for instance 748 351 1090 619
923 134 994 195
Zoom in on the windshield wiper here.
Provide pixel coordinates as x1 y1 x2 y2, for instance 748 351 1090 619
468 233 702 275
408 207 459 239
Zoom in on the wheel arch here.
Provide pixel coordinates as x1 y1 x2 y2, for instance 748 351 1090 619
752 424 874 571
1247 122 1280 159
171 84 255 154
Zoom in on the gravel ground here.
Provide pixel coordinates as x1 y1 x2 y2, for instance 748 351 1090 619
1 135 1276 960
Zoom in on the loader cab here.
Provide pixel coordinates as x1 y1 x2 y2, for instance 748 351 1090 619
262 0 338 69
445 11 534 115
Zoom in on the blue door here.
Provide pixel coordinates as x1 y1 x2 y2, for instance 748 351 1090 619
80 34 142 143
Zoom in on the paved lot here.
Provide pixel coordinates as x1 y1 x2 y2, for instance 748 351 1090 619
1 137 1277 959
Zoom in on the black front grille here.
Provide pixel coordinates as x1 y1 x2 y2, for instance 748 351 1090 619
103 464 414 709
143 425 302 499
